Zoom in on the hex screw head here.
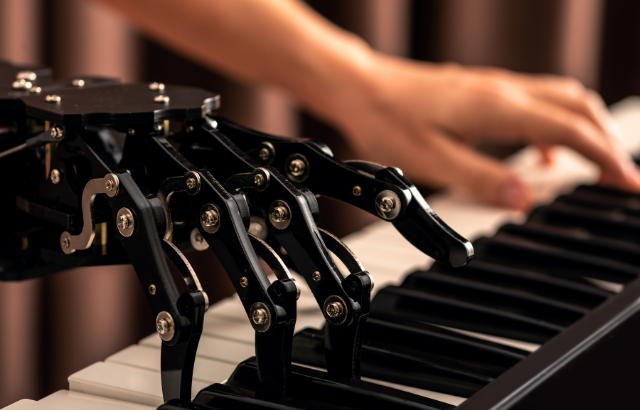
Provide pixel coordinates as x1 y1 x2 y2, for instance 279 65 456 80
116 208 135 237
378 196 396 213
270 206 288 224
254 173 265 187
186 178 197 189
252 308 268 325
201 210 220 228
149 284 157 295
326 301 344 318
239 277 249 287
105 180 115 191
312 271 321 281
288 159 306 177
154 95 170 104
259 147 270 162
156 319 168 334
50 169 61 184
156 312 175 341
352 186 362 197
45 95 61 103
62 237 71 248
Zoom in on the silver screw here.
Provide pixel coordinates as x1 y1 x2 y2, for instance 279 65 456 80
71 79 85 87
62 237 70 248
16 71 36 81
116 208 135 237
270 206 288 224
154 95 170 104
252 308 268 325
50 169 61 184
326 301 344 318
259 148 270 162
45 95 61 103
156 318 169 335
240 277 249 287
201 209 220 227
254 173 265 187
50 126 64 139
12 79 32 89
127 128 135 136
378 196 396 213
149 82 165 91
149 284 157 295
288 159 306 177
312 271 321 281
352 186 362 197
186 178 196 189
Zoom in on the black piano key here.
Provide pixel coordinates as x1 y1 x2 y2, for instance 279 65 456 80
292 327 496 398
570 185 640 213
398 271 587 324
530 201 640 244
474 234 639 284
424 261 611 309
364 317 528 373
370 285 564 344
497 221 640 267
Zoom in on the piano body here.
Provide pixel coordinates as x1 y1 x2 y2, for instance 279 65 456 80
4 58 640 409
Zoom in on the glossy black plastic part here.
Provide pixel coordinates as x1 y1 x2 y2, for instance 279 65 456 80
208 116 473 268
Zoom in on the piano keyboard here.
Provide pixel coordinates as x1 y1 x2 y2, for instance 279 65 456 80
6 96 640 410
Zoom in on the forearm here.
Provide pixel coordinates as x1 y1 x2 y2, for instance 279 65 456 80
94 0 375 124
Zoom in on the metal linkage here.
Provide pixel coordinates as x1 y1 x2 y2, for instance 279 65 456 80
181 120 373 381
209 115 474 268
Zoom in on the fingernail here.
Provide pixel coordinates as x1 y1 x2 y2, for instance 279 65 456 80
496 177 529 209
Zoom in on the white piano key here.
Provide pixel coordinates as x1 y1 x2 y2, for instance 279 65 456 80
39 391 154 410
68 362 209 407
107 344 237 384
138 334 254 366
2 401 66 410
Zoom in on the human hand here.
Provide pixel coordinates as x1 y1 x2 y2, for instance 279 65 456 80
324 57 640 210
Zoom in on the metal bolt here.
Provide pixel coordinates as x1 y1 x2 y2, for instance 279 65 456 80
50 169 61 184
105 180 115 191
154 95 170 104
312 271 321 281
252 308 268 325
186 178 196 189
149 82 165 91
50 126 64 139
326 301 344 319
116 208 135 237
352 186 362 197
240 277 249 287
156 318 169 334
127 128 135 136
149 284 157 295
16 71 36 81
201 210 219 228
271 206 288 223
259 147 270 162
288 159 306 177
45 95 61 103
378 196 396 213
254 173 265 187
71 79 85 87
62 237 70 248
12 79 32 89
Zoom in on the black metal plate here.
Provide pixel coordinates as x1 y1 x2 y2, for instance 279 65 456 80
20 83 220 126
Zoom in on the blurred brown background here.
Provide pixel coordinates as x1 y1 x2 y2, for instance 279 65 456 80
0 0 638 406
